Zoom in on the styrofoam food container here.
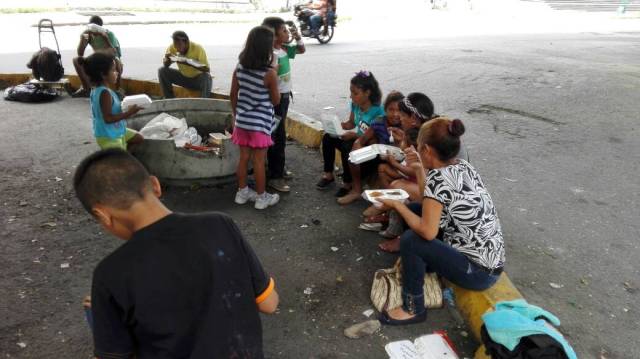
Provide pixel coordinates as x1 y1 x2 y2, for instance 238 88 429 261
86 23 107 33
363 189 410 205
208 132 231 146
122 94 152 111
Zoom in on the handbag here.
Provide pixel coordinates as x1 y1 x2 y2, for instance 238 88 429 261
371 258 443 313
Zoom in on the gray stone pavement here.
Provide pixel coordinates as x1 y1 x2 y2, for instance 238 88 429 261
0 98 475 358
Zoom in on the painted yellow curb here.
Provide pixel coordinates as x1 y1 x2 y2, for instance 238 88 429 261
451 273 523 358
1 73 314 148
286 110 324 148
0 73 227 100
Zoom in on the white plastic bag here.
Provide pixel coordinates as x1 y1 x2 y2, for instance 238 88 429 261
139 113 187 140
174 127 202 147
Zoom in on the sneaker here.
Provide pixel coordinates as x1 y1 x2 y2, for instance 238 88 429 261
235 187 257 205
255 192 280 210
283 169 294 180
268 178 290 193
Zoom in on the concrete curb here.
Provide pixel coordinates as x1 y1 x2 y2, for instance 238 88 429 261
0 72 524 358
450 274 524 358
286 110 324 148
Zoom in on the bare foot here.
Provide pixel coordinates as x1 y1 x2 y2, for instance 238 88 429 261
378 236 400 253
387 306 416 320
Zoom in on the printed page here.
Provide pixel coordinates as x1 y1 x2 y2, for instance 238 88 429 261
385 340 419 359
413 334 459 359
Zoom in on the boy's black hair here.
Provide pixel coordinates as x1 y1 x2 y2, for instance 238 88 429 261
405 127 420 147
262 17 286 32
351 71 382 105
399 92 434 123
74 149 151 214
78 52 115 86
89 15 103 26
238 26 274 70
172 30 189 42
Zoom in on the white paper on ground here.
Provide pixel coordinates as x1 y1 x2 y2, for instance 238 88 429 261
385 334 459 359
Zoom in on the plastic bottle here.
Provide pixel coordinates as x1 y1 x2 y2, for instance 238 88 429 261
443 287 465 326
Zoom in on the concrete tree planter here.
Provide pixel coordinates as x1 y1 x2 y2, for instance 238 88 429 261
127 98 238 187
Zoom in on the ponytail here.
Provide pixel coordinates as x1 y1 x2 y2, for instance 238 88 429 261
447 119 465 137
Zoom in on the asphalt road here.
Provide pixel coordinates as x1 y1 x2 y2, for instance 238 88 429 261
1 18 640 359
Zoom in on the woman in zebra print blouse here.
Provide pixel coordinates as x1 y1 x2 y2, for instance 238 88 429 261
378 117 506 326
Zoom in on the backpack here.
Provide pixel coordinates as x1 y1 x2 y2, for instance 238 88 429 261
4 83 59 103
27 47 64 82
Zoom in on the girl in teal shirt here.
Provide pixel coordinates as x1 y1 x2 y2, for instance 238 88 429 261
80 52 142 150
317 70 384 198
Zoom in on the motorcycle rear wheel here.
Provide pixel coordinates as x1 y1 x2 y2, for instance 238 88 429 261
316 25 334 44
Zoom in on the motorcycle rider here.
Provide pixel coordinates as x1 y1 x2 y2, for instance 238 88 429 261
306 0 329 36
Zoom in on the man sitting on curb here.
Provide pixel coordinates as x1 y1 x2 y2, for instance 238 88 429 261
73 15 123 98
74 149 278 358
159 31 212 98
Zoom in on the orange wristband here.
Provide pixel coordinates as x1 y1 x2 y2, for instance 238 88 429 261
255 278 275 304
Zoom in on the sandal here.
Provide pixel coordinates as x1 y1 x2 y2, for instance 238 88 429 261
334 187 350 198
364 213 389 224
316 177 335 190
378 236 401 253
363 205 385 217
379 310 427 326
358 222 383 232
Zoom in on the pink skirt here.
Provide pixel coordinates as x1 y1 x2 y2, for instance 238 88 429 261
232 127 273 149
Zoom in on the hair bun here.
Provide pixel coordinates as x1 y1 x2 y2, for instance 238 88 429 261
448 119 465 137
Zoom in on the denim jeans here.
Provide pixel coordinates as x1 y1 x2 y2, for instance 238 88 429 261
158 66 212 99
322 134 355 183
84 307 94 331
400 202 500 314
310 14 323 32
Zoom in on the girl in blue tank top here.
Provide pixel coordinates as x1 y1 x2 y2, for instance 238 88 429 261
80 52 143 150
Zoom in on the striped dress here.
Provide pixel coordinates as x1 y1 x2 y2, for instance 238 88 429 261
235 64 275 136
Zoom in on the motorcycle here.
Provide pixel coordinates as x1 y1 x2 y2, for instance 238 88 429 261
287 3 336 44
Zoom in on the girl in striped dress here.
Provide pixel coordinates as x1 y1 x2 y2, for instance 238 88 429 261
230 26 282 210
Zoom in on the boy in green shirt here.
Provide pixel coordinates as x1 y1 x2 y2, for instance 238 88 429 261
158 31 212 99
262 17 306 193
73 15 123 97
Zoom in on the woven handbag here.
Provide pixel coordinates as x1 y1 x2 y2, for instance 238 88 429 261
371 258 443 313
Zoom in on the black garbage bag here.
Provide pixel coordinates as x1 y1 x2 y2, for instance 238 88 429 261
4 82 59 103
